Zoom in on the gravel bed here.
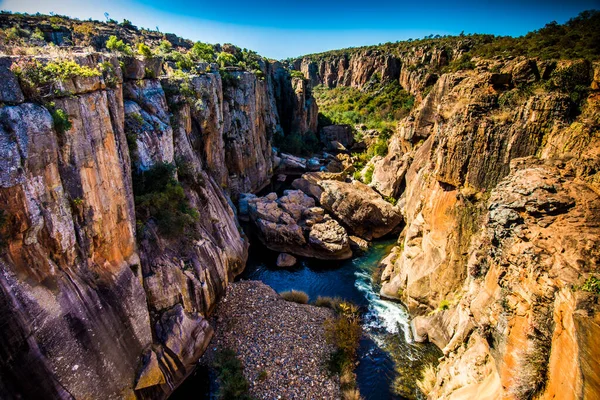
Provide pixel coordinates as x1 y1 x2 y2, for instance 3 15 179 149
200 280 341 399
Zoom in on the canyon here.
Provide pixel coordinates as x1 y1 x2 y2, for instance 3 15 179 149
0 11 599 400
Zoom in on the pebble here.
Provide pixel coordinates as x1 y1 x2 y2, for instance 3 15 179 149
199 281 340 399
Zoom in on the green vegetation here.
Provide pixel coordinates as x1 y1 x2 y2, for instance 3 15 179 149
257 370 268 382
273 131 321 156
11 59 101 98
136 42 153 58
384 196 397 206
105 35 133 55
324 301 362 397
132 163 199 238
50 107 72 134
314 80 414 131
581 276 600 295
216 51 237 67
279 290 309 304
363 164 374 184
438 299 450 311
290 70 305 79
298 10 599 63
190 41 215 62
213 349 253 400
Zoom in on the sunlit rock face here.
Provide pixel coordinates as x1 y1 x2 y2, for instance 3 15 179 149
373 57 600 399
0 49 318 399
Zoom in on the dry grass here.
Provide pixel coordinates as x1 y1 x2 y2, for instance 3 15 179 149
279 290 309 304
416 363 437 396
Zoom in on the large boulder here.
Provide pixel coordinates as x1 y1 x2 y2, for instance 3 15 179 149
293 176 402 240
245 190 352 260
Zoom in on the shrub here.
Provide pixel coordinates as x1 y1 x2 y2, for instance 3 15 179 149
190 41 215 62
581 276 600 295
384 196 397 206
12 59 101 98
290 70 304 79
213 349 252 400
416 364 437 396
50 107 72 134
133 163 199 238
324 301 362 384
137 43 153 58
280 290 309 304
364 165 374 184
106 35 132 55
313 296 344 309
216 51 236 67
439 299 450 311
158 39 172 54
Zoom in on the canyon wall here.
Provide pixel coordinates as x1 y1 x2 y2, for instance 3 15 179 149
0 52 316 399
293 42 469 100
372 57 600 399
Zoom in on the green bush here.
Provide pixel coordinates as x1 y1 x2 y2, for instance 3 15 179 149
290 70 304 79
50 107 72 134
137 42 153 58
313 296 344 309
280 290 309 304
190 41 215 62
216 51 236 67
324 301 362 376
581 276 600 295
439 299 450 311
364 165 374 184
133 163 199 238
213 349 252 400
106 35 132 55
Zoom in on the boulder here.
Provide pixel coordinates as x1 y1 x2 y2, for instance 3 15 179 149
293 176 402 240
320 125 354 151
247 190 352 260
276 253 297 267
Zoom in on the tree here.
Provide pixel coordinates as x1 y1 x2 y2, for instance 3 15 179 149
190 41 215 62
216 52 236 67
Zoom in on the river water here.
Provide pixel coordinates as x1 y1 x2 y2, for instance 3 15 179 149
239 237 442 399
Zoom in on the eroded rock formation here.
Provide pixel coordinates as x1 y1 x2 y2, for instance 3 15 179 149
374 57 600 399
0 50 317 399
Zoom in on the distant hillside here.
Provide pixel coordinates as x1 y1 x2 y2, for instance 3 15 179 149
295 10 600 62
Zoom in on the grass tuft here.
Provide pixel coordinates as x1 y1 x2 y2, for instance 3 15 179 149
280 290 309 304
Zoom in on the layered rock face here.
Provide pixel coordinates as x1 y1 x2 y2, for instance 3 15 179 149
373 57 600 399
294 43 465 100
0 51 316 399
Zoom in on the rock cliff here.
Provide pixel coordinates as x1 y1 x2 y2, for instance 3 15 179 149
0 49 316 399
373 57 600 399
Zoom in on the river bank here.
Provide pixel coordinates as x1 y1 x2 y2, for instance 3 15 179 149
199 281 340 399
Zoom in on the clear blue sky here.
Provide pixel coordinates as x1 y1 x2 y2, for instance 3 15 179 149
1 0 598 59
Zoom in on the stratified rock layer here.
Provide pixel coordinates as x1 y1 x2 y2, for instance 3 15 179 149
0 51 317 399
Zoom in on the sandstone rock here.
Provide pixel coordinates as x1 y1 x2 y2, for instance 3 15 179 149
317 180 402 240
247 190 352 260
276 253 297 267
320 125 354 150
348 235 369 252
0 57 24 103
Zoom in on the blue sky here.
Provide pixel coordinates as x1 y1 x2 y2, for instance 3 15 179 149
1 0 598 59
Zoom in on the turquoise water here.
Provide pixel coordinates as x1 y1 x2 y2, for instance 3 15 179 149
240 236 442 399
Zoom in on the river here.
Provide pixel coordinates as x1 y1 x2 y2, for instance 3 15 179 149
239 236 442 399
